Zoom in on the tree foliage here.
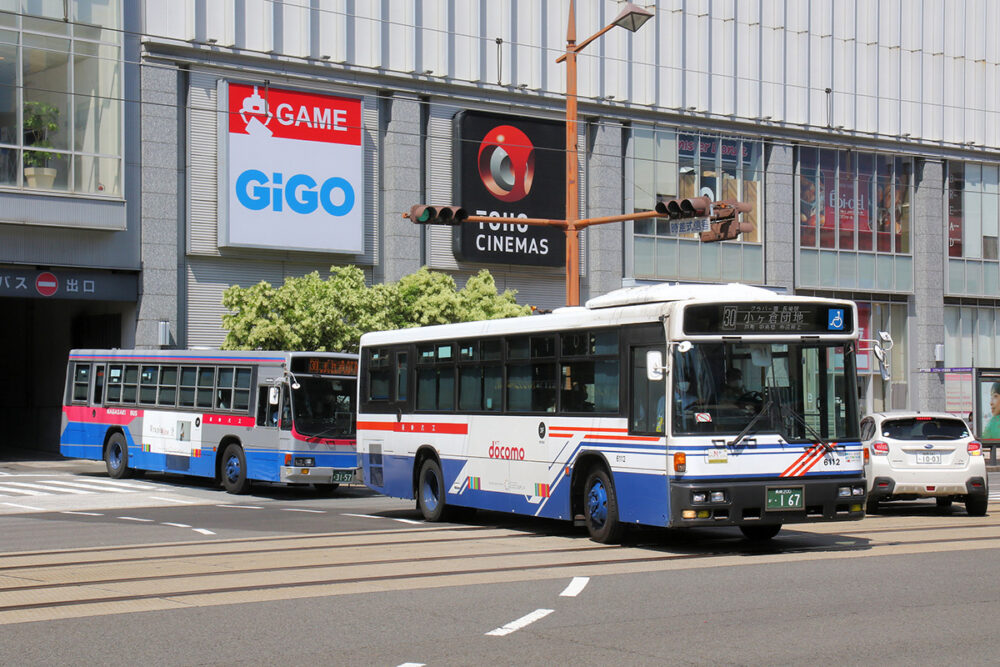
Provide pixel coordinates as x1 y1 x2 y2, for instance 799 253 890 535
221 266 530 352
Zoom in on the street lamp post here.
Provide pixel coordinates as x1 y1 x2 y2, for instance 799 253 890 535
405 2 755 307
558 0 653 306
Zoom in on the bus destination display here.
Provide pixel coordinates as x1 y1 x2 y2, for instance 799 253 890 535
291 357 359 377
683 303 853 335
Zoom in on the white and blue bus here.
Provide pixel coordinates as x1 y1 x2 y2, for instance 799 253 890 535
61 349 358 494
356 283 866 542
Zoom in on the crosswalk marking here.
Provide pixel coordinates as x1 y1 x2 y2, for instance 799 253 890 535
0 478 158 499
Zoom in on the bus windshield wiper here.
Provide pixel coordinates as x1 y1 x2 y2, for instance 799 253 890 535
727 395 773 449
778 404 835 452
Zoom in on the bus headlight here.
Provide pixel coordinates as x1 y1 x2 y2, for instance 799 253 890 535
838 486 851 497
710 490 726 503
692 492 707 503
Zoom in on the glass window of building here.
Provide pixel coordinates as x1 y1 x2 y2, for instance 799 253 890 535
946 162 1000 296
0 0 122 195
631 126 763 284
855 300 907 413
798 148 912 292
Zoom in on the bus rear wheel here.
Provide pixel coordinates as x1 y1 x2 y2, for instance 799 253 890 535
740 524 781 541
221 444 251 495
417 458 446 522
104 432 133 479
584 468 623 544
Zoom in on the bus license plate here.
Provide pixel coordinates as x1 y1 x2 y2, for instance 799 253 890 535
766 487 804 511
331 471 354 483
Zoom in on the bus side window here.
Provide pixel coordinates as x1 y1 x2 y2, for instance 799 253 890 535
93 365 105 405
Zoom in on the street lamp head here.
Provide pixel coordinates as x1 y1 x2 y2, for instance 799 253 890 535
612 3 654 32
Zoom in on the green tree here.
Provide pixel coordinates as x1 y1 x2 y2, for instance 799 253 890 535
221 266 530 352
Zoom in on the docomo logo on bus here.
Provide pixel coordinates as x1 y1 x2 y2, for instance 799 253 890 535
488 442 526 460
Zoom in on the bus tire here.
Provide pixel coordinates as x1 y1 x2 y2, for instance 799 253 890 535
221 444 251 495
104 432 133 479
583 468 623 544
739 524 781 541
417 458 447 522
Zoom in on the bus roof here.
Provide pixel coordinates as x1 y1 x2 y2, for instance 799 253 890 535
360 283 856 347
67 349 357 364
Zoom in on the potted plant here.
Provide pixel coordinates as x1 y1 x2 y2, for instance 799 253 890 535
23 100 60 188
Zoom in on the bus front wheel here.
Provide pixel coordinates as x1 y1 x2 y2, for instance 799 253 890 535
417 458 446 522
584 468 623 544
221 444 251 495
104 432 133 479
740 524 781 541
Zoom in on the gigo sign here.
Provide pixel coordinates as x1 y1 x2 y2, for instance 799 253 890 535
221 82 364 253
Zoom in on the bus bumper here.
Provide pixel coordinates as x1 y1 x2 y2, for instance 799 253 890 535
280 466 360 485
668 476 867 527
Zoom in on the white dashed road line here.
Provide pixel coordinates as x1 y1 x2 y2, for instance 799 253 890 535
485 609 554 637
216 504 263 509
192 528 216 535
282 508 325 513
161 522 191 528
149 496 197 504
117 516 154 522
2 502 44 511
60 511 104 516
559 576 590 597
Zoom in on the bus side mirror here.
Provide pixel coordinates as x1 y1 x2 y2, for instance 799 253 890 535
646 350 664 381
268 386 280 405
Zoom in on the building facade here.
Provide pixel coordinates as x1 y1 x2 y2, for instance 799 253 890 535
3 1 999 451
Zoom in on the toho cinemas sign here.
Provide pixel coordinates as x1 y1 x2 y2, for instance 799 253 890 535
453 111 565 267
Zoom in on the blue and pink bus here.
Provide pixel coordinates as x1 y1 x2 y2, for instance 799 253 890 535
60 349 358 494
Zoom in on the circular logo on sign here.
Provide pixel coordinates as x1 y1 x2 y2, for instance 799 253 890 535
478 125 534 203
538 421 546 439
35 272 58 297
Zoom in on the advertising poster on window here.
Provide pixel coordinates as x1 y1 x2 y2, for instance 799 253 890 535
944 372 973 416
220 82 364 253
978 371 1000 441
453 111 565 267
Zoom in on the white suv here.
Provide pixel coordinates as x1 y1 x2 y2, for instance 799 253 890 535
861 412 988 516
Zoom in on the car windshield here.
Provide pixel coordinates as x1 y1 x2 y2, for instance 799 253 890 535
881 418 969 441
291 376 356 438
672 341 859 442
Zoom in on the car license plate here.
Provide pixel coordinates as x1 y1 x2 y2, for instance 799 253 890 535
331 470 354 483
916 453 942 465
766 486 804 511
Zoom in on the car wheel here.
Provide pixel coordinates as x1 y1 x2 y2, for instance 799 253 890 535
740 524 781 541
583 468 623 544
104 432 133 479
221 444 251 494
966 496 988 517
936 497 953 509
417 458 447 522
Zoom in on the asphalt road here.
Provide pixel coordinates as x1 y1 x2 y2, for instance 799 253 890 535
1 459 999 666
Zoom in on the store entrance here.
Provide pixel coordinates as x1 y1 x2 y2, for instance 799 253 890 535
0 299 124 455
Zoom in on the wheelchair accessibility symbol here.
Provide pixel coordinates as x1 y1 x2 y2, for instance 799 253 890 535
827 308 845 331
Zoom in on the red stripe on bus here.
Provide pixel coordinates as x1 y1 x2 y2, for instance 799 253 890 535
63 405 142 425
202 414 256 427
357 421 468 435
548 426 629 434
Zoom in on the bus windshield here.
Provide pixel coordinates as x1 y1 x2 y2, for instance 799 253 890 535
672 341 859 442
291 376 356 439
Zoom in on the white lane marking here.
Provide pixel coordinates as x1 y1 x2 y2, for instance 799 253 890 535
42 480 132 493
282 508 325 513
0 484 49 496
117 516 154 522
342 513 385 520
60 511 104 516
559 576 590 597
192 528 216 535
161 522 192 528
2 502 45 511
149 496 197 504
80 478 156 490
3 482 91 495
485 609 554 637
216 504 263 509
396 663 426 667
393 518 424 525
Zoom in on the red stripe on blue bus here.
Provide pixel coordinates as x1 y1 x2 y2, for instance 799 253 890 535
357 421 468 435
